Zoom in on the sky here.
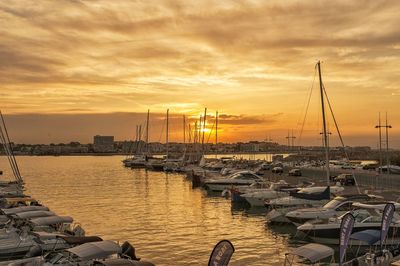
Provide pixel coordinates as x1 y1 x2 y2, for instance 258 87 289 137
0 0 399 147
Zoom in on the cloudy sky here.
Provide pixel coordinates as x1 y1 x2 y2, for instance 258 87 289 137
1 0 399 147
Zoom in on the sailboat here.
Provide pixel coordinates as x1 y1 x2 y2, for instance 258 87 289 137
123 110 151 168
147 109 169 171
265 61 343 223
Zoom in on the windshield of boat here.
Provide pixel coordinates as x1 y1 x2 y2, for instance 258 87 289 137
323 199 342 209
231 173 259 180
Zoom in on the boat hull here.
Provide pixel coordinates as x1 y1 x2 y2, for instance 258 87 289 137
298 223 400 245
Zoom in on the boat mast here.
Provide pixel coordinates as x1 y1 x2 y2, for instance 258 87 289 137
215 111 218 157
202 108 207 152
146 109 150 154
317 61 330 186
166 109 169 159
376 113 383 174
385 112 392 170
183 115 186 144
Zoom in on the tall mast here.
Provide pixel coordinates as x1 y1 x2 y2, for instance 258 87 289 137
317 61 330 186
135 125 138 154
286 130 290 150
202 108 207 152
376 113 383 174
146 109 150 154
198 115 202 144
146 110 150 144
385 112 392 170
188 123 192 143
291 129 296 149
183 115 186 144
138 125 142 154
166 109 169 159
215 111 218 153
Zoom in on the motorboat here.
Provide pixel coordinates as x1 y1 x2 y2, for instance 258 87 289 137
228 181 273 203
0 229 102 260
0 197 42 209
283 243 334 265
146 158 165 171
15 240 156 266
163 158 184 172
297 202 400 245
203 171 264 192
379 165 400 175
240 180 298 207
265 186 344 223
285 194 379 226
129 156 148 168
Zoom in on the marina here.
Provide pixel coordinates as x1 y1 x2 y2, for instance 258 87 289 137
1 1 400 264
1 152 400 265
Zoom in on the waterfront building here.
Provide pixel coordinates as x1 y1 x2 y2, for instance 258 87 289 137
93 135 115 153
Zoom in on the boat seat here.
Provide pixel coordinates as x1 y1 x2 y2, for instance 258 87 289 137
58 235 103 245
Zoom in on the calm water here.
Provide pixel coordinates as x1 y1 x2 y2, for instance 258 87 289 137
0 156 296 265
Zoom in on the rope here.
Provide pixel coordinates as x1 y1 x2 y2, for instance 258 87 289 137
298 67 317 145
321 81 361 194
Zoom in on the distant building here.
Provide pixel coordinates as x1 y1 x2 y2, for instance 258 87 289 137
93 135 115 152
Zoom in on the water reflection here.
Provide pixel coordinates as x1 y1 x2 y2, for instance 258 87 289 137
0 156 295 265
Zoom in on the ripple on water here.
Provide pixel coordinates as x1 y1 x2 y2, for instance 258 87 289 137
0 156 293 266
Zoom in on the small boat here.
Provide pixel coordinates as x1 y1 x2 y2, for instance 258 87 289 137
284 243 334 265
241 180 298 207
265 186 344 223
203 171 264 192
379 165 400 175
146 158 165 171
46 240 154 265
0 229 101 260
285 194 380 226
297 202 400 245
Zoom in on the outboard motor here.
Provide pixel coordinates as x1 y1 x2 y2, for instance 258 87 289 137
73 224 85 236
25 245 43 258
121 241 140 260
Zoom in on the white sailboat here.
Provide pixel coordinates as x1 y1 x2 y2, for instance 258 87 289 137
265 61 341 223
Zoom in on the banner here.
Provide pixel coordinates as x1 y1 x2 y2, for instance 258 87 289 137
381 203 395 247
208 240 235 266
339 213 355 265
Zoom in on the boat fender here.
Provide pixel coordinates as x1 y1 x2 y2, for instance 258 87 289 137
25 245 43 258
221 189 231 198
121 241 140 260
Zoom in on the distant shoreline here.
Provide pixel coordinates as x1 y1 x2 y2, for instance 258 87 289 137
2 151 291 157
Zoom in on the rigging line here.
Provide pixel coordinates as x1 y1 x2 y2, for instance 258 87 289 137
0 122 21 183
0 112 22 182
126 125 137 159
322 82 360 194
206 121 216 145
298 67 317 145
297 67 317 127
322 83 348 158
158 116 166 143
0 125 19 182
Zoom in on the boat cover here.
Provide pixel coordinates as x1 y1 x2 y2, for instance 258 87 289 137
287 243 334 263
93 258 155 266
31 215 73 226
290 186 330 200
352 202 400 210
15 210 55 219
350 229 381 245
1 205 49 215
32 231 65 240
59 235 103 245
67 240 121 260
